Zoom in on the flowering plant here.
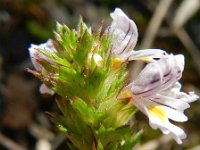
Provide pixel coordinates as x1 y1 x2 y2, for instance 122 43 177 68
28 8 199 149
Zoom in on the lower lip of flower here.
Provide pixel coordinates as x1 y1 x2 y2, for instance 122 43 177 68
148 106 166 123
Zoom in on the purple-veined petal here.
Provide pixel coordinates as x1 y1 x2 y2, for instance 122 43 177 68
126 54 184 98
151 94 190 111
109 8 138 55
126 55 178 98
128 49 167 62
126 61 163 98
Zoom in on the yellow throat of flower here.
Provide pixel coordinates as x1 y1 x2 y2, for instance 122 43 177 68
112 57 122 70
148 106 166 123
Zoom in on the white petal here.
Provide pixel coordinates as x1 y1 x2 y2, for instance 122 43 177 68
128 49 167 62
175 54 184 72
174 54 185 80
167 123 186 144
160 83 199 103
109 8 138 55
158 55 178 90
159 82 181 97
153 94 190 111
162 105 188 122
187 92 199 102
134 99 186 144
39 84 55 95
177 91 199 103
29 44 43 71
144 96 188 122
126 55 184 98
149 116 186 144
127 62 162 98
29 39 56 71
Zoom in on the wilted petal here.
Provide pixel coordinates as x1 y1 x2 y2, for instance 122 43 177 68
109 8 138 55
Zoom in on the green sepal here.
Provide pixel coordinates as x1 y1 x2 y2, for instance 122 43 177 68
94 125 142 150
71 97 103 127
102 99 137 128
97 140 104 150
74 22 93 69
120 129 143 150
50 98 95 150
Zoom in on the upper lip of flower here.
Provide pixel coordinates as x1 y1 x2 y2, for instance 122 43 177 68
108 8 169 63
109 8 138 55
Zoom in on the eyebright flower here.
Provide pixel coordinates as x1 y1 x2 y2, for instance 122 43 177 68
29 39 55 95
108 8 167 66
120 54 199 144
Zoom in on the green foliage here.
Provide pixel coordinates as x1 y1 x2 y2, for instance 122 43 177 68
30 18 142 149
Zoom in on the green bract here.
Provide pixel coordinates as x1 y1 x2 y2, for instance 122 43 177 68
29 18 142 150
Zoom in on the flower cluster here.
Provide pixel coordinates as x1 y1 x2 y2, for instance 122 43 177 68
29 8 199 148
108 8 199 144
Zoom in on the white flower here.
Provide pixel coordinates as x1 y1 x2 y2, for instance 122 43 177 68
110 8 199 144
39 83 55 95
29 39 56 71
29 39 55 95
109 8 167 63
120 54 199 144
